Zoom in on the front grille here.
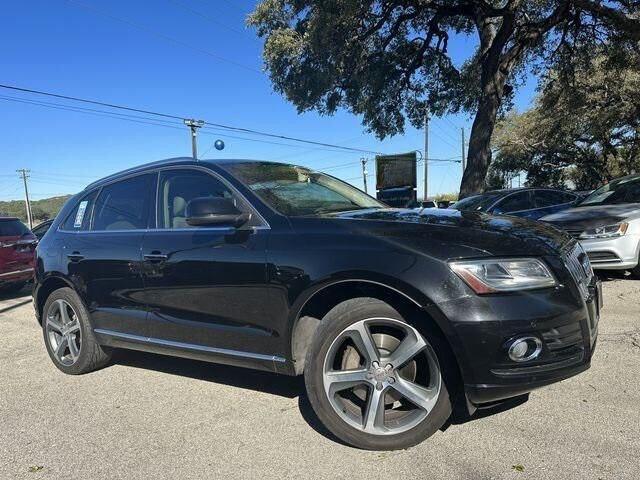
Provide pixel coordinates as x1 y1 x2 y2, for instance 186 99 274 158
564 241 593 299
587 251 621 263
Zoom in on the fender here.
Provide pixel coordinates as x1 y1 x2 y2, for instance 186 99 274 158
33 272 86 324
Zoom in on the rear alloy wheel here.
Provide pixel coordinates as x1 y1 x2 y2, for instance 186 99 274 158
305 298 451 450
45 299 82 367
42 287 111 374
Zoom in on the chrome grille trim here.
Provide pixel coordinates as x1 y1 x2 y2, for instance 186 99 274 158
564 242 593 299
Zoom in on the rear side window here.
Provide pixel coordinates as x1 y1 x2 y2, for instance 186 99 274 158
0 219 29 236
92 174 156 231
61 191 98 231
534 190 576 208
494 191 532 213
157 169 235 229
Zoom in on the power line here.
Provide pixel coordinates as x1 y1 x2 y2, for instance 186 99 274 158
429 128 458 149
65 0 262 74
0 84 383 155
443 117 460 130
166 0 256 40
0 85 183 120
0 94 377 158
430 119 459 143
0 94 366 155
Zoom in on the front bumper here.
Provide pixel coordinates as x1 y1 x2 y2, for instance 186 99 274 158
579 234 640 270
432 263 600 407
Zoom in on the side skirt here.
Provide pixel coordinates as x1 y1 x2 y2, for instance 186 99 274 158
94 328 292 374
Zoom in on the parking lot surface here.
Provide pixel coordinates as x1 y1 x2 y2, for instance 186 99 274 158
1 277 638 480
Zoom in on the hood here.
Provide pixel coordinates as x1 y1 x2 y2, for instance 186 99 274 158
306 207 572 258
540 203 640 230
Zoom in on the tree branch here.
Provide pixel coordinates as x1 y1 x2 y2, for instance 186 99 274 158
573 0 640 40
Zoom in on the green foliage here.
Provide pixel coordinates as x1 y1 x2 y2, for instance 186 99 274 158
492 46 640 190
434 192 458 202
0 196 71 225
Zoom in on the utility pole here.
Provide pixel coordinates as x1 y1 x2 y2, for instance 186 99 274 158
424 111 429 202
184 119 205 159
461 127 466 175
361 157 368 193
16 169 33 229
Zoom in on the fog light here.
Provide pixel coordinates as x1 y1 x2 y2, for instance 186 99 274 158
508 336 543 362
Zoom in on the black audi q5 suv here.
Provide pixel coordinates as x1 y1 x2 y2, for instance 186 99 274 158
34 158 600 450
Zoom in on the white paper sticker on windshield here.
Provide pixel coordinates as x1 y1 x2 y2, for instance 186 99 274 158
74 201 88 228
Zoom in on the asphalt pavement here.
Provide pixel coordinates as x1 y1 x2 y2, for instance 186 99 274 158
1 277 638 479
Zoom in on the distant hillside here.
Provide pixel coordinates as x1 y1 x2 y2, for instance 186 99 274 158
0 195 72 225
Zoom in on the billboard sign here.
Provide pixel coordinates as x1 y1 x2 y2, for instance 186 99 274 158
375 152 417 190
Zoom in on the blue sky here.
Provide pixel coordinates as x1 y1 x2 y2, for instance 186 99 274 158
0 0 537 201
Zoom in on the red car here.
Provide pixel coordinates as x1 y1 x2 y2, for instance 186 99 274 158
0 217 37 293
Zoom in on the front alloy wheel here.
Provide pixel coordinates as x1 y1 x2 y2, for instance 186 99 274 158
305 298 451 450
323 318 441 435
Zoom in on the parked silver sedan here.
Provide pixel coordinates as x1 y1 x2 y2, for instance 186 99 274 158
542 174 640 276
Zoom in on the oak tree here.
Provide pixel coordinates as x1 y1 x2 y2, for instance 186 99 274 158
249 0 640 196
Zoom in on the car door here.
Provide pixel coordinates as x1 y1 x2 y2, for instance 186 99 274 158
532 190 578 219
62 173 156 337
140 167 275 358
490 191 534 217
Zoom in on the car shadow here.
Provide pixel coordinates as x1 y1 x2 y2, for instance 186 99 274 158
111 349 343 444
596 270 631 282
0 283 33 314
111 349 527 447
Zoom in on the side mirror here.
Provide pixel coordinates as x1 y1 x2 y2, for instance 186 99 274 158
185 197 250 228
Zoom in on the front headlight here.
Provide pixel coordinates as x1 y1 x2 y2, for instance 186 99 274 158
579 222 628 239
449 258 557 294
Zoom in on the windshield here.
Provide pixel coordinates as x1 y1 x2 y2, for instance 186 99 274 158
450 192 503 212
0 219 30 237
578 175 640 207
222 163 384 216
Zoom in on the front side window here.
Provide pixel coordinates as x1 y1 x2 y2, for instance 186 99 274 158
61 190 98 231
157 169 236 229
92 174 156 231
222 163 383 216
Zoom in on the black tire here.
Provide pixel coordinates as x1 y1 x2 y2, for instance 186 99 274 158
42 287 112 375
0 281 27 294
304 297 453 450
629 261 640 279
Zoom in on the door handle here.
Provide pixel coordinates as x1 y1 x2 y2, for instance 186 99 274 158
143 253 169 262
67 251 84 262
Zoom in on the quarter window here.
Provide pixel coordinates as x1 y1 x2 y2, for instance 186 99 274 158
534 190 576 208
92 174 156 231
157 169 236 229
61 190 98 231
